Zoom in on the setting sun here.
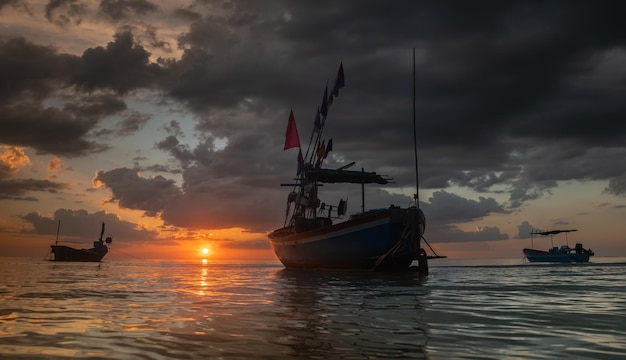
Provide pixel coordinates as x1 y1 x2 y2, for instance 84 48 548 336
202 248 210 256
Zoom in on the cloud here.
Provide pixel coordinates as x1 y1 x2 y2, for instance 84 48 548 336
0 179 69 200
91 163 285 232
421 190 509 225
218 238 271 250
98 0 158 22
0 37 76 102
45 0 86 27
0 0 23 11
426 224 509 244
0 146 30 179
0 97 113 156
2 0 626 249
604 175 626 197
0 33 167 157
0 146 69 200
73 31 161 94
94 111 150 137
514 221 535 240
93 167 181 217
20 208 157 243
47 156 66 180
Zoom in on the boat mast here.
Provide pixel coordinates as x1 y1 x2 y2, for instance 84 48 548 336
412 48 420 207
55 220 60 246
412 47 426 274
99 222 105 242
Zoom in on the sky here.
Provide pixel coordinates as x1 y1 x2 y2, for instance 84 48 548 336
1 0 626 262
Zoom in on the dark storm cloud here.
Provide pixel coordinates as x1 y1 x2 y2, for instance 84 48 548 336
0 33 159 156
0 0 22 10
20 208 157 242
45 0 86 27
94 167 181 216
604 175 626 198
160 9 306 113
0 179 68 200
256 1 626 180
63 93 127 118
0 101 111 156
161 47 250 111
94 111 150 137
0 91 126 156
147 0 626 236
73 31 161 94
154 135 195 168
93 163 285 231
173 7 201 22
3 0 626 244
0 37 76 101
142 24 172 52
98 0 157 22
421 190 509 225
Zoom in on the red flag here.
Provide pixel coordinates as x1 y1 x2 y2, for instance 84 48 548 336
284 109 300 150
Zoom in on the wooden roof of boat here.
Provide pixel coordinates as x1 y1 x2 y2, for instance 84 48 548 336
531 229 577 236
304 168 391 184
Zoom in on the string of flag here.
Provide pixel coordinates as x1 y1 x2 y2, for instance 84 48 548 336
283 62 345 175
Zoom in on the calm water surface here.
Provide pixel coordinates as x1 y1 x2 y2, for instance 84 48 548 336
1 257 625 359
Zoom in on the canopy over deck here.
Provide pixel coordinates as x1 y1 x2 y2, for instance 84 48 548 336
304 168 391 184
531 229 577 236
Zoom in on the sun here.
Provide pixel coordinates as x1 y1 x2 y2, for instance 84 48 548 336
202 248 210 256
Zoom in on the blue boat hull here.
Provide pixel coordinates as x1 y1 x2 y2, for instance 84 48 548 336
523 248 592 263
269 207 420 270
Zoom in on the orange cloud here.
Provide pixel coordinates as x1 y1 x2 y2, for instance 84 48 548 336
0 146 30 178
48 156 63 172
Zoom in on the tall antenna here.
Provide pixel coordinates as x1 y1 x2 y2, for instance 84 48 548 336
412 48 420 208
55 220 60 245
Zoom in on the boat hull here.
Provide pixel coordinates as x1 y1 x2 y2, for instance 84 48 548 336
50 245 108 262
269 207 421 271
523 248 592 263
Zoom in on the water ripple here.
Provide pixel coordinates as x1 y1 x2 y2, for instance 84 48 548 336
1 258 625 359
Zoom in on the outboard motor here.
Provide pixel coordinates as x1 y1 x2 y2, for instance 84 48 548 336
575 243 583 254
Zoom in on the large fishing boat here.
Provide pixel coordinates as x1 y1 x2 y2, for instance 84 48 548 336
523 229 594 263
49 221 112 262
268 58 444 272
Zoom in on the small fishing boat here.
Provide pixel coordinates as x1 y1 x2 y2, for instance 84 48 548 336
49 221 112 262
268 56 444 273
523 229 594 263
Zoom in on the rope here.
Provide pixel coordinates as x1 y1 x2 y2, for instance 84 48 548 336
374 208 417 269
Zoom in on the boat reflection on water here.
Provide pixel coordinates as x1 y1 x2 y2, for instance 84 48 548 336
270 269 430 359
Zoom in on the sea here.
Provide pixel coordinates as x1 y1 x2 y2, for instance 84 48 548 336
1 257 625 360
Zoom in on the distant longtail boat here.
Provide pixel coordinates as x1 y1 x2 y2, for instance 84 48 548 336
523 229 594 263
49 221 112 262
